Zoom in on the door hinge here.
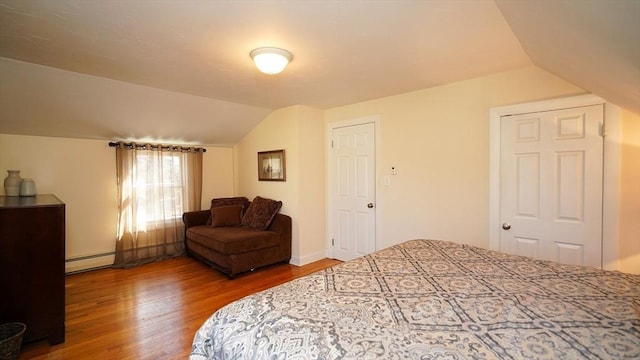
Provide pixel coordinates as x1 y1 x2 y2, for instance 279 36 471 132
332 238 334 246
331 140 334 148
600 122 606 138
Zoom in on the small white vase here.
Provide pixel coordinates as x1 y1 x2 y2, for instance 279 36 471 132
19 178 37 197
4 170 22 196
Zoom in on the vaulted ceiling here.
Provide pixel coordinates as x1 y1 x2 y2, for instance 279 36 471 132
0 0 638 145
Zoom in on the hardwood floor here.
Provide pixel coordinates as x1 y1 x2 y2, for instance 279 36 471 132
20 256 342 359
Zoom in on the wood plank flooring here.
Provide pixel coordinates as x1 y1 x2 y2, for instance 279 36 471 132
20 256 342 359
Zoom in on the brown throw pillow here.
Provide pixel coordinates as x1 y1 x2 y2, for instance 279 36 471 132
208 197 249 225
211 205 243 227
241 196 282 230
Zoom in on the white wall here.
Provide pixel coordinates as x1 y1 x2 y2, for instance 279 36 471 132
0 134 234 272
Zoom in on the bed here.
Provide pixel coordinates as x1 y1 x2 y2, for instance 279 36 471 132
190 239 640 359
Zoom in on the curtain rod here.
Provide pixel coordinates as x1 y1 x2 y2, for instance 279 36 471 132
108 141 206 153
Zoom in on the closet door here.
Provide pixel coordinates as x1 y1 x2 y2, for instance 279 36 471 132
499 104 604 267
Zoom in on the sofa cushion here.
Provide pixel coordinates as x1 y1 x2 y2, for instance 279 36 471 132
187 226 281 254
208 197 249 225
241 196 282 230
211 205 243 227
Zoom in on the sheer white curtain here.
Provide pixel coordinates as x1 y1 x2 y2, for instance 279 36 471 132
113 143 203 268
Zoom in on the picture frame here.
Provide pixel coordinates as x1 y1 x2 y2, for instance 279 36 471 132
258 149 286 181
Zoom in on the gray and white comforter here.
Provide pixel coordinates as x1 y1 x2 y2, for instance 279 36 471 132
190 239 640 359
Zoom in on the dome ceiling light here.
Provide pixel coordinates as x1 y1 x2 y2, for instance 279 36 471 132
250 47 293 75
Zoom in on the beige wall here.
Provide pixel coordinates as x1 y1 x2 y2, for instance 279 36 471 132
234 105 325 265
202 146 236 206
0 135 117 272
2 64 636 274
0 134 234 272
325 66 586 250
296 106 326 259
618 110 640 274
0 58 270 146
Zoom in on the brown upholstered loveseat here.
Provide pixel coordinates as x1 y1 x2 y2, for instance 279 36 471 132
182 196 292 279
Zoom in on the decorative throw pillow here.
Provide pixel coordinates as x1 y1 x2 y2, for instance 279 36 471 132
211 205 243 227
208 197 249 225
241 196 282 230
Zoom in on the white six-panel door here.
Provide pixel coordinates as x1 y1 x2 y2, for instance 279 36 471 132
330 122 376 261
500 104 604 267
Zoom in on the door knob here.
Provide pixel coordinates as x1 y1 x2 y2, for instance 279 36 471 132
502 223 511 230
367 203 374 208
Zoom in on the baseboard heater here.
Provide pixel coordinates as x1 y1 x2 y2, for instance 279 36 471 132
65 252 115 274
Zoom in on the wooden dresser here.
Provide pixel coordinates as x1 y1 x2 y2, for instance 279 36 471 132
0 194 65 345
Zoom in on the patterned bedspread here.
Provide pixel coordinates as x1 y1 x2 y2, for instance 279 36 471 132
190 239 640 359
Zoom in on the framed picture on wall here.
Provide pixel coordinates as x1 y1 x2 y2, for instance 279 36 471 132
258 149 286 181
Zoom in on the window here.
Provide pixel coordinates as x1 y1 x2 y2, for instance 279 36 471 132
134 153 185 227
112 143 203 267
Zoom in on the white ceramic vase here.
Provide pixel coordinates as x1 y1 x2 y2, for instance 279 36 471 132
3 170 22 196
19 178 37 197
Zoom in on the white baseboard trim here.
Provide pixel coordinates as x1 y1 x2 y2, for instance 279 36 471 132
290 249 327 266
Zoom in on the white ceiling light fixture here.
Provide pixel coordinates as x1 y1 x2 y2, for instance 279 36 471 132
250 47 293 75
